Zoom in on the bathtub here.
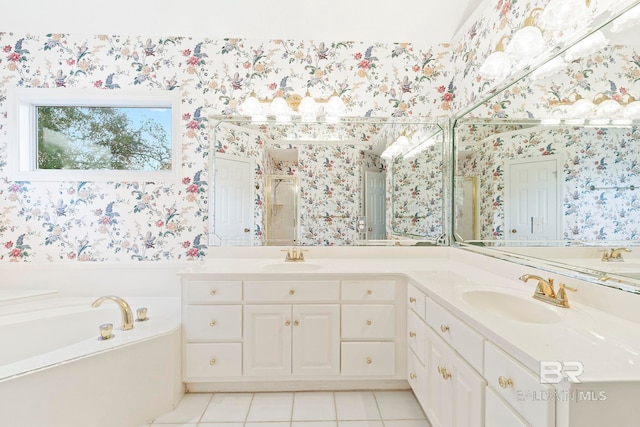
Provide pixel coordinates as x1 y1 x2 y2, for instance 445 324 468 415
0 294 183 427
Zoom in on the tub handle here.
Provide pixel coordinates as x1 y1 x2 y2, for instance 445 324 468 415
136 307 149 322
98 323 114 341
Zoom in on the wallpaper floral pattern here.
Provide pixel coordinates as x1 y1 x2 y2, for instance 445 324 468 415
2 0 639 261
0 33 450 261
458 125 640 241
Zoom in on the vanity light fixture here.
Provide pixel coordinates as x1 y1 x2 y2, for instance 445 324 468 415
611 3 640 33
239 90 346 122
529 56 567 80
538 0 592 36
380 131 418 160
547 91 639 125
478 36 512 81
505 8 547 64
563 30 608 62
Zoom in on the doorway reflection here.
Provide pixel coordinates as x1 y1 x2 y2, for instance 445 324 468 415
266 175 299 245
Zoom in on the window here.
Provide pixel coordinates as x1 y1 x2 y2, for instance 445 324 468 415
8 88 181 181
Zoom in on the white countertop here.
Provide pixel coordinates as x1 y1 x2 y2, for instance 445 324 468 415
180 252 640 383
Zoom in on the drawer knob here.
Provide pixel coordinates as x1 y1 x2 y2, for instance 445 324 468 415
210 358 216 365
285 320 291 326
209 320 217 327
440 324 449 333
294 320 300 326
498 376 513 389
366 320 372 326
210 289 217 295
409 331 416 337
289 289 295 295
410 373 417 380
409 297 416 303
438 366 451 380
366 357 372 364
367 289 373 295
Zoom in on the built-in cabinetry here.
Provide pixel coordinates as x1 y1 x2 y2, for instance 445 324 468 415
181 275 406 390
406 283 554 427
181 271 607 426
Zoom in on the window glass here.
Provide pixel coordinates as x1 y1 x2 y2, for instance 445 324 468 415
36 106 172 171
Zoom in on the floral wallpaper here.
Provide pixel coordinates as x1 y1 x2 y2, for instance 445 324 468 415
458 125 640 241
390 143 443 237
2 0 639 261
0 33 450 261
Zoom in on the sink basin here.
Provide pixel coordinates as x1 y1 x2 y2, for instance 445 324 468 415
459 288 563 324
261 262 323 272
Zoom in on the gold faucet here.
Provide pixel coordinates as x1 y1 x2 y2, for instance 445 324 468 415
601 247 631 262
282 246 307 262
91 295 135 330
519 275 577 308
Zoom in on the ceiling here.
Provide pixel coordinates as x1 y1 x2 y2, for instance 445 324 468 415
3 0 485 44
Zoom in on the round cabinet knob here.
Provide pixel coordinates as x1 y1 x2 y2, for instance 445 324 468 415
409 373 417 380
368 227 373 232
366 320 372 326
498 376 513 389
511 229 517 234
366 357 373 364
442 368 451 380
210 358 217 365
285 320 291 326
409 331 416 337
210 289 217 295
294 320 300 326
367 289 373 295
409 297 416 303
440 324 449 333
244 228 250 233
289 289 295 295
210 320 217 327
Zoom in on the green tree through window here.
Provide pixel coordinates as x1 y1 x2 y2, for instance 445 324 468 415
37 106 172 171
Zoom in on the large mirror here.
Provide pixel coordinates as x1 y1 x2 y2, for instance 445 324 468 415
453 1 640 291
210 118 443 246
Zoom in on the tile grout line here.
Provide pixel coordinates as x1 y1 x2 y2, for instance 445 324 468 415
197 392 215 426
243 392 256 427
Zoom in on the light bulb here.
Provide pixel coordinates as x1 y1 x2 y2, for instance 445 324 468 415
478 51 513 81
506 26 547 64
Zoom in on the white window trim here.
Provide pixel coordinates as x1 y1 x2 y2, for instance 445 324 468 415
7 87 182 182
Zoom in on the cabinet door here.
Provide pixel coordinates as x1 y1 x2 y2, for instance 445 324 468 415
292 304 340 376
451 351 485 427
485 387 528 427
425 328 453 427
244 305 291 376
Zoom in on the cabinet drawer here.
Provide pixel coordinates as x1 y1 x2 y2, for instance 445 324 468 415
341 280 396 301
407 309 427 365
407 348 427 410
184 305 242 340
485 386 528 427
485 341 554 427
341 305 395 339
341 342 395 376
184 281 242 303
407 285 426 320
244 280 339 302
185 343 242 378
425 298 484 372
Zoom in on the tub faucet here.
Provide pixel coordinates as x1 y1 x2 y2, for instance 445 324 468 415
91 295 134 330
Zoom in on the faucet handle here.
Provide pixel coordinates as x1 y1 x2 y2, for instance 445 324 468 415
281 249 291 260
557 284 578 308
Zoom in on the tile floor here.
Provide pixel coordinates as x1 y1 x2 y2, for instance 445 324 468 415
139 390 432 427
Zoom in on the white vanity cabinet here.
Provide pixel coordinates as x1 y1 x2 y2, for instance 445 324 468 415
418 295 485 427
244 304 340 376
341 279 400 377
181 274 406 390
182 280 243 380
406 285 429 409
